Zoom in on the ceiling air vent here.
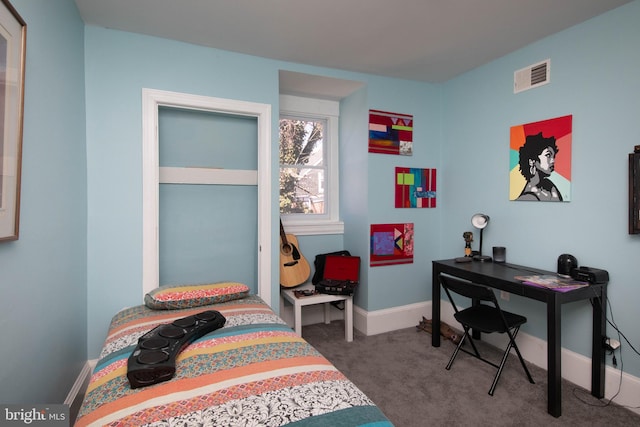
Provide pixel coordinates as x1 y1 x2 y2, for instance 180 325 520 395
514 59 550 94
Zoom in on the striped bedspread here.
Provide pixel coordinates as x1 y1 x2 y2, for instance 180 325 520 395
76 295 393 426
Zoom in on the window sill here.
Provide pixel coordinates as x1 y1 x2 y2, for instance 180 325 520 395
282 220 344 236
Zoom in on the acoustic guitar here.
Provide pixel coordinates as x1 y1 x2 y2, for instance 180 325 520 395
279 219 311 287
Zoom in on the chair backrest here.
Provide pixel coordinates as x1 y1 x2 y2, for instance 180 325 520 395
439 274 498 307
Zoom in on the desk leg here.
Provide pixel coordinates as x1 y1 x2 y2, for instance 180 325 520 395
432 266 441 347
591 286 606 398
345 297 353 342
548 296 562 417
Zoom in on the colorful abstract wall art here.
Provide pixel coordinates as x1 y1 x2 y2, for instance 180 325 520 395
370 223 414 266
509 115 572 202
368 110 413 155
395 167 437 208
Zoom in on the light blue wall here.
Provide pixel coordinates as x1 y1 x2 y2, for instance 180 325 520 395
442 1 640 376
3 0 635 405
84 2 640 381
0 0 87 403
1 0 637 404
158 108 259 289
84 27 282 356
304 79 442 311
362 78 442 310
84 26 443 356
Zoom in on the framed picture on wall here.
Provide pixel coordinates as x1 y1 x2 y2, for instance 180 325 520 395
370 223 414 266
395 167 437 208
0 0 26 241
368 110 413 156
509 115 572 202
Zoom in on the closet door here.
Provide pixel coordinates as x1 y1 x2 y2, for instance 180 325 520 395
158 107 257 287
142 89 272 305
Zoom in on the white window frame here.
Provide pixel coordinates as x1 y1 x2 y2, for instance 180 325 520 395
279 94 343 235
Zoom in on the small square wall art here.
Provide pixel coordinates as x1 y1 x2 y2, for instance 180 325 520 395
370 223 414 267
368 110 413 155
395 167 436 208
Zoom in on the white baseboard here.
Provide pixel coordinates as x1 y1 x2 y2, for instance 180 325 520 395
65 359 96 424
480 325 640 415
353 300 431 335
357 300 640 416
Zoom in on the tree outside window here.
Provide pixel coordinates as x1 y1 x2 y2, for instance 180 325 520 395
279 117 326 215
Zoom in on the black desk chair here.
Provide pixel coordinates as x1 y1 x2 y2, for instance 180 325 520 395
440 274 535 395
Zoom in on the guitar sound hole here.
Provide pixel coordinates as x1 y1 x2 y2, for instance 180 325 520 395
281 244 292 255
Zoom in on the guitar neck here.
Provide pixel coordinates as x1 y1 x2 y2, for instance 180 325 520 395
279 220 289 246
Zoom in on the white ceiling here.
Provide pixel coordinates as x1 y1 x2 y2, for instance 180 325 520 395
75 0 631 83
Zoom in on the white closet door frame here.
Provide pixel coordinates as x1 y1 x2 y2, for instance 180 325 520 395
142 88 272 306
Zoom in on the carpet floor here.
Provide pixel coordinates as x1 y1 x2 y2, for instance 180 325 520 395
302 321 640 427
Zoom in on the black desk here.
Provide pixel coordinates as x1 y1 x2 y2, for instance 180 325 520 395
432 259 607 418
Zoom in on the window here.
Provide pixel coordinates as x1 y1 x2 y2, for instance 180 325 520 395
279 95 342 235
279 116 325 214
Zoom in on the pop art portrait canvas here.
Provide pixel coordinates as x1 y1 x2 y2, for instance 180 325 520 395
509 115 572 202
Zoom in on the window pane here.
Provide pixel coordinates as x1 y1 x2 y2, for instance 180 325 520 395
280 167 325 214
279 116 326 216
279 118 324 166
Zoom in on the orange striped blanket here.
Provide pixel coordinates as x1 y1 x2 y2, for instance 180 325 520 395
75 295 392 426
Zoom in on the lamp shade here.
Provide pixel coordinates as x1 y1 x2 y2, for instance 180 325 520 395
471 213 491 261
471 213 490 229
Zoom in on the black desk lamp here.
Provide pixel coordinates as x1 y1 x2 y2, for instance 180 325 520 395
471 213 492 261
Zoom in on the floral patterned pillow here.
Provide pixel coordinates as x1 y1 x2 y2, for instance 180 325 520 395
144 282 250 310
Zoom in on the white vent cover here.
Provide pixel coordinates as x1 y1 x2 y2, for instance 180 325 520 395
514 59 550 93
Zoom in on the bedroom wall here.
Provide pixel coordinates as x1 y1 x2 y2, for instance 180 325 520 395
82 0 640 383
158 108 259 289
441 0 640 377
0 0 87 403
84 27 277 356
83 26 440 357
361 80 442 310
1 0 635 406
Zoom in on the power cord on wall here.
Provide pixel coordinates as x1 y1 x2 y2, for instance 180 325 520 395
573 291 640 410
501 264 639 410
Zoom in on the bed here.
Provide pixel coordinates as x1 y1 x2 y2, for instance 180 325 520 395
75 282 393 426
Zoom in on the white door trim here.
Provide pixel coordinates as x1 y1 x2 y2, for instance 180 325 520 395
141 88 272 306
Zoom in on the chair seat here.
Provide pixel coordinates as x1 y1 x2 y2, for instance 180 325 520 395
454 304 527 334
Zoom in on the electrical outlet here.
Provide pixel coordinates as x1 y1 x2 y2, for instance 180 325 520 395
605 338 621 351
500 291 510 301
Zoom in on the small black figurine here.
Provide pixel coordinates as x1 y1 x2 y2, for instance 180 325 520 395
463 231 473 257
455 232 475 263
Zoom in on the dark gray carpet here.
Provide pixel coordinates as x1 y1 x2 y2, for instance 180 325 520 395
302 321 640 426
